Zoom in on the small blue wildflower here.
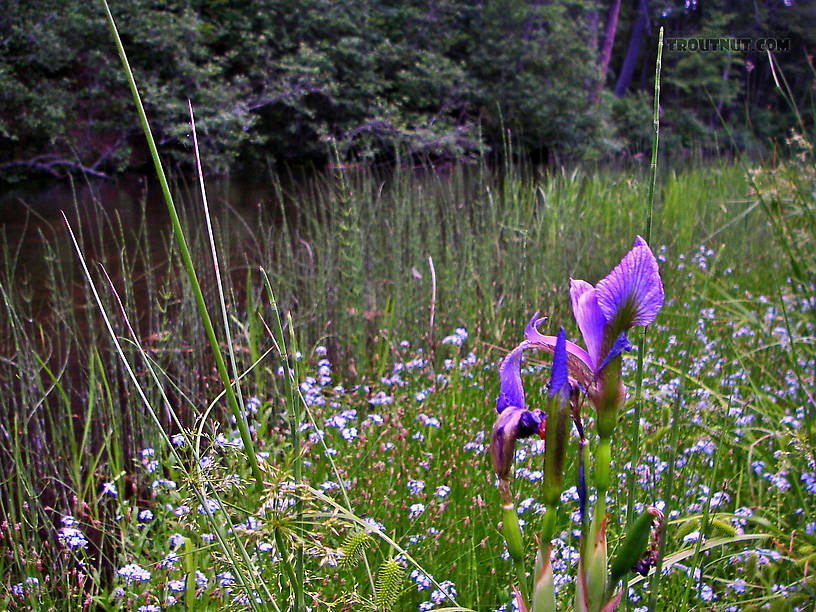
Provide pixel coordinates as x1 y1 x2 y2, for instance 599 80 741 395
168 579 185 592
517 497 536 513
197 498 221 514
368 391 394 405
246 396 261 412
102 482 117 495
418 414 440 427
138 509 153 521
409 503 426 517
169 532 185 547
160 552 179 569
407 479 425 494
341 427 358 441
61 515 78 527
195 570 209 586
218 571 235 586
151 478 177 490
117 563 151 583
171 433 185 446
410 568 432 590
441 327 468 345
58 526 88 549
363 517 384 533
699 583 714 601
430 579 457 603
435 485 450 498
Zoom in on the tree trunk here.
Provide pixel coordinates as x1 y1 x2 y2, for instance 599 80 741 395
593 0 623 102
614 0 649 97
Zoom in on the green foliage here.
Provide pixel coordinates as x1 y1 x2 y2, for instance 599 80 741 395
3 0 815 179
1 0 610 180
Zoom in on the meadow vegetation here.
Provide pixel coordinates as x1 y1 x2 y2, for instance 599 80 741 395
2 140 815 609
2 4 816 612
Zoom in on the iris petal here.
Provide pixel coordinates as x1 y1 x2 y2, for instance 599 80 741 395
524 312 595 387
548 327 569 398
570 280 605 370
496 342 527 413
595 330 633 374
595 236 664 329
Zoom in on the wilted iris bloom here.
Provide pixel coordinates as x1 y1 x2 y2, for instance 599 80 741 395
491 343 544 484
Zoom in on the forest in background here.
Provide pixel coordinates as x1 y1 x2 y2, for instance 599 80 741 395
1 0 815 181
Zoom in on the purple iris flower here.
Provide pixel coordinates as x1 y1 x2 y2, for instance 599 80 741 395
526 236 663 385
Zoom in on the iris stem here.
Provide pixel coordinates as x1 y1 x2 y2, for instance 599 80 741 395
514 557 532 608
594 436 612 492
501 500 530 606
541 505 557 547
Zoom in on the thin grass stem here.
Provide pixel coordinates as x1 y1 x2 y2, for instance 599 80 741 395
100 0 264 491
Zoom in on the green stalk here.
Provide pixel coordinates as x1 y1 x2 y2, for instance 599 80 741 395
100 0 263 491
287 313 305 612
625 28 662 609
501 494 530 607
540 506 557 548
645 27 663 244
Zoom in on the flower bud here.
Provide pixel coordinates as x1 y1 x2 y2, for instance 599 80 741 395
541 327 571 506
608 508 656 586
